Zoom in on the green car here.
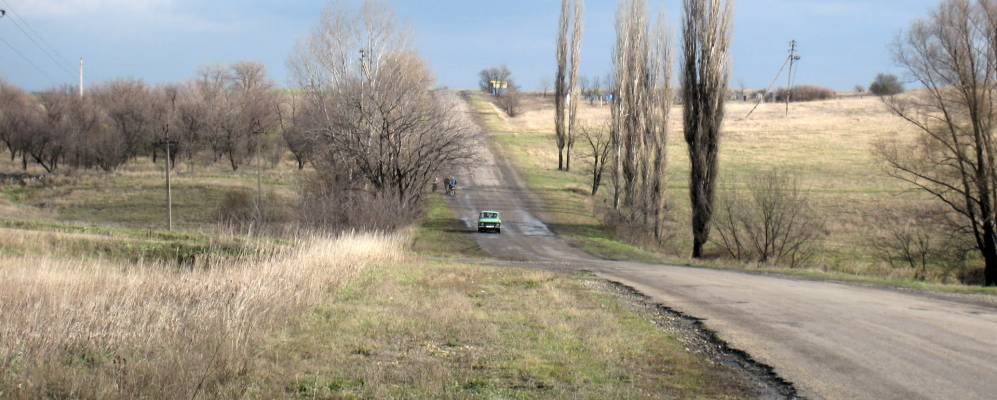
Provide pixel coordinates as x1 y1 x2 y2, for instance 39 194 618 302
477 211 502 234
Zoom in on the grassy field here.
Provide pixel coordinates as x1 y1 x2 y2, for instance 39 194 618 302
0 151 761 397
468 91 991 288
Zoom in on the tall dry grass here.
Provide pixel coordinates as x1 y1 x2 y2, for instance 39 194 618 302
0 231 407 399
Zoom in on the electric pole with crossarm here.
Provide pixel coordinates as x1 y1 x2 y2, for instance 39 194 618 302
785 40 801 116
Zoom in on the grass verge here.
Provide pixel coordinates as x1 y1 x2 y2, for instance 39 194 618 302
412 194 485 258
252 260 757 399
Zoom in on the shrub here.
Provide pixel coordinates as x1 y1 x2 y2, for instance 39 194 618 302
217 190 256 226
298 171 417 232
869 73 904 96
713 170 825 268
495 86 523 117
773 85 834 102
871 205 974 282
216 190 290 232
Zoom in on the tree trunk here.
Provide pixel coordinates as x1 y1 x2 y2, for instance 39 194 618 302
984 225 997 286
558 149 564 171
566 140 573 172
591 156 602 196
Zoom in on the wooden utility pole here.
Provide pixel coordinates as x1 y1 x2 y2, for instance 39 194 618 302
785 40 800 116
165 133 173 232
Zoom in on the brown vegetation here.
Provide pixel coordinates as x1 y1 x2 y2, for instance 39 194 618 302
714 170 825 268
773 85 835 103
0 232 406 399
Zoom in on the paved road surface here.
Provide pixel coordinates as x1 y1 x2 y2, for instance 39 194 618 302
448 101 997 400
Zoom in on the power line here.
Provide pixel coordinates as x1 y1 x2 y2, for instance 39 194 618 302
0 0 72 65
742 40 801 120
0 35 58 83
0 0 76 79
743 56 790 120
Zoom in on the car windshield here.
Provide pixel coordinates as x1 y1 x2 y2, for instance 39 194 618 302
481 212 499 219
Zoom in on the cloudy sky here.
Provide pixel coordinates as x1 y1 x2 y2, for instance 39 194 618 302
0 0 941 91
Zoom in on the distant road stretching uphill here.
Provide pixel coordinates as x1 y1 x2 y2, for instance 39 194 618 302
447 98 997 400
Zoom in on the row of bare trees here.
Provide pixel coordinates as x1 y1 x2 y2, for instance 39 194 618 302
594 0 731 253
607 0 675 242
0 63 311 174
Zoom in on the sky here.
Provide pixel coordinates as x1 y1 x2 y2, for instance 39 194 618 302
0 0 943 92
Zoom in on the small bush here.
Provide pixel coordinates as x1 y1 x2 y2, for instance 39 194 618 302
298 171 417 232
216 190 290 232
713 170 825 268
869 73 904 96
495 87 523 117
216 190 256 225
773 86 835 102
870 205 974 282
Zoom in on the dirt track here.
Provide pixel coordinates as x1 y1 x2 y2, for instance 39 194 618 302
448 99 997 400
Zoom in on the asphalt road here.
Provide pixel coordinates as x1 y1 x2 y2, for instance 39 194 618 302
448 104 997 400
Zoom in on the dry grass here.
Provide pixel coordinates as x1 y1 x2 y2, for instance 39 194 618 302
0 231 407 399
474 92 978 282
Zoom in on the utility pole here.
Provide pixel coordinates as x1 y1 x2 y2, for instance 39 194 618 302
166 129 173 231
79 57 84 98
785 40 800 116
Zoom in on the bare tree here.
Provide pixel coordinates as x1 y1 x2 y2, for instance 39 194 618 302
650 17 674 242
554 0 572 171
580 122 612 195
0 81 36 164
174 81 209 170
612 0 651 212
479 66 513 95
878 0 997 286
682 0 734 258
565 0 584 172
291 0 475 210
277 91 312 170
94 80 155 163
540 76 552 98
29 87 80 172
495 83 523 117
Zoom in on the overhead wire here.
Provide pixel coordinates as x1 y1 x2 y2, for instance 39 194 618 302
0 34 58 83
742 55 790 120
0 0 76 81
0 0 73 64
